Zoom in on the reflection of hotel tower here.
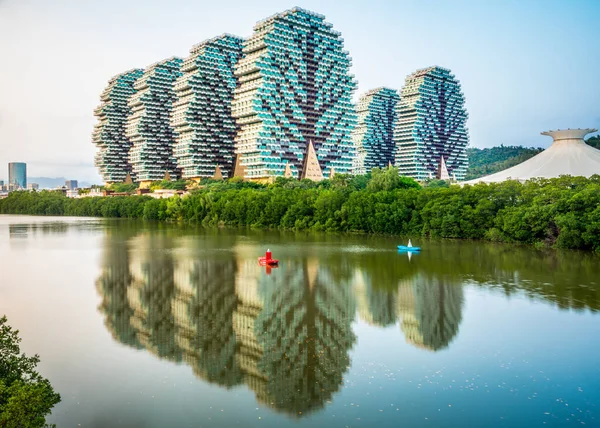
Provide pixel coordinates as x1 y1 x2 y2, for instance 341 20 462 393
353 268 397 327
233 245 356 415
172 238 241 387
95 233 142 350
127 234 182 362
353 268 464 351
97 233 243 385
96 235 356 415
396 275 464 351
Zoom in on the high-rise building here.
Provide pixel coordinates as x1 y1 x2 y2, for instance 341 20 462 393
127 57 183 185
393 66 469 181
352 87 399 175
65 180 78 190
8 162 26 189
232 7 357 181
93 68 144 183
172 35 244 180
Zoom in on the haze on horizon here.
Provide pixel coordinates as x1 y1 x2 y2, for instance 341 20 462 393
0 0 598 184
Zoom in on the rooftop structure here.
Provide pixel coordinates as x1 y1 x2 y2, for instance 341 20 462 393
232 7 357 181
172 35 244 180
394 66 469 181
93 69 144 183
464 128 600 184
127 57 183 184
352 88 399 175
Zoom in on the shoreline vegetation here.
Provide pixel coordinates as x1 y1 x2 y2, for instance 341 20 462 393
1 168 599 252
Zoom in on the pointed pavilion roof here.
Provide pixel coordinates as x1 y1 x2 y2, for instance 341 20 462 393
212 165 223 180
232 154 245 179
300 140 324 181
437 156 450 180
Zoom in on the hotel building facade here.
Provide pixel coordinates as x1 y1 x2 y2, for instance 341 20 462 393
127 57 183 185
231 7 357 181
91 11 472 185
171 34 244 180
393 66 469 181
352 87 400 175
93 69 144 183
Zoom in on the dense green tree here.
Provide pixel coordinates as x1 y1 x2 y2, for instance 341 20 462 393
2 175 600 251
366 167 420 192
0 316 61 428
108 183 138 193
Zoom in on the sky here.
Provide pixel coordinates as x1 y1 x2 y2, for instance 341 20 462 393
0 0 599 183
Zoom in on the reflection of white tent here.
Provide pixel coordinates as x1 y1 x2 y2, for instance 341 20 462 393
464 128 600 184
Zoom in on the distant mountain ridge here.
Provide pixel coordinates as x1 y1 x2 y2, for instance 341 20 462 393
27 177 92 189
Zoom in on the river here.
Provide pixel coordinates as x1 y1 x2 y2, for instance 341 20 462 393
0 215 599 427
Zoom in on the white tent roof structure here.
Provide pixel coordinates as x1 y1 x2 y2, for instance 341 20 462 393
464 128 600 184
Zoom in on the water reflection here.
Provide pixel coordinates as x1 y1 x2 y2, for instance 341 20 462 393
95 231 142 350
173 236 241 387
94 226 600 417
397 276 463 351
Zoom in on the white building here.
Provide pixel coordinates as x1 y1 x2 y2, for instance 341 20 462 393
464 128 600 184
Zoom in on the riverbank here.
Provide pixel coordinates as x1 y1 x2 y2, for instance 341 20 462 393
1 173 599 252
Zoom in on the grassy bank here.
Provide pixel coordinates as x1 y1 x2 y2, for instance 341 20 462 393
1 169 599 251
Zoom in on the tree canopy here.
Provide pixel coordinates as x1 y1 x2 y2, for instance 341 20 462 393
0 316 61 428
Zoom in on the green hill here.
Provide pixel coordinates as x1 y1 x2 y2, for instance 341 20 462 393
586 135 600 149
466 146 543 180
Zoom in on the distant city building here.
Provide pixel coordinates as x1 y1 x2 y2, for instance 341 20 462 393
27 183 39 190
93 68 144 183
172 34 244 180
0 180 4 186
65 180 78 190
232 7 357 181
127 57 183 185
8 162 27 189
394 66 469 181
464 128 600 184
352 87 400 175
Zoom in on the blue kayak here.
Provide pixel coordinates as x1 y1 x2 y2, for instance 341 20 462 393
398 245 421 251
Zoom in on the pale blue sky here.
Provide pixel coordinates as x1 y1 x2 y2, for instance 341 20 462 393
0 0 598 182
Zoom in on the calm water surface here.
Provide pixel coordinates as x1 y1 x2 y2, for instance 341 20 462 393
0 215 599 427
